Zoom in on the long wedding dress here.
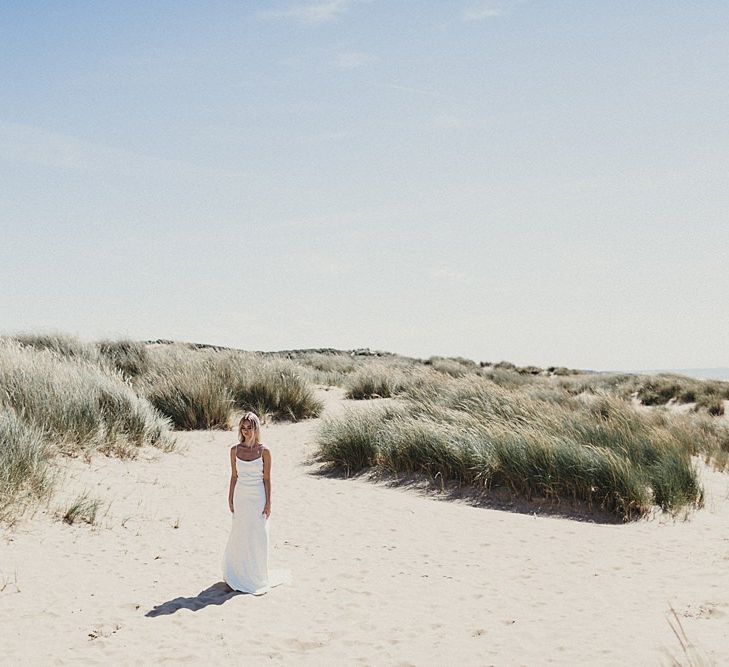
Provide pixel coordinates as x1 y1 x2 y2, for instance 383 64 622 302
222 454 288 595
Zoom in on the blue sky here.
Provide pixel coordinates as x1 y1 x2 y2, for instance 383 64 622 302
1 1 728 370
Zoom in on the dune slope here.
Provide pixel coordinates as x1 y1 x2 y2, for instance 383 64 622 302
1 388 728 665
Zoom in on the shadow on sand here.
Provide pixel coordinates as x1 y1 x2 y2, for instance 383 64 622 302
305 458 626 525
146 582 243 617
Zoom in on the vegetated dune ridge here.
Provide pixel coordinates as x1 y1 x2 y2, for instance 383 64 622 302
2 388 728 665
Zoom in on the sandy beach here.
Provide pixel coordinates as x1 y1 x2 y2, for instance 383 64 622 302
2 387 729 665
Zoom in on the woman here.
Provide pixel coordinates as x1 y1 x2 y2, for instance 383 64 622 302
222 411 273 595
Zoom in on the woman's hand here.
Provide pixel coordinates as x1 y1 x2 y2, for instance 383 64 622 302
262 504 271 519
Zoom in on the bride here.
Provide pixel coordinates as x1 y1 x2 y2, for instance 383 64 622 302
222 411 274 595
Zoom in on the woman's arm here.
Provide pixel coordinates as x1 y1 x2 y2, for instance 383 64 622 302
228 446 237 513
262 447 272 518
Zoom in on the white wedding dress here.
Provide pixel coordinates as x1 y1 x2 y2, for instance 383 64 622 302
222 454 288 595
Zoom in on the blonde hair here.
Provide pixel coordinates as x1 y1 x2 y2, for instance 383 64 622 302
238 412 261 444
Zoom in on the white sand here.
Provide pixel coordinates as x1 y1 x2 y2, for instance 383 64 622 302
2 388 729 665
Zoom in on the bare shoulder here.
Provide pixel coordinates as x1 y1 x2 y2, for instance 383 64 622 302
261 444 271 458
229 444 238 456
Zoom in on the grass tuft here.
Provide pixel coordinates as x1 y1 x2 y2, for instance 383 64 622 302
61 491 105 525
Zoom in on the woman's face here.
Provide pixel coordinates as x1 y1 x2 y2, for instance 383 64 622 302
240 420 255 442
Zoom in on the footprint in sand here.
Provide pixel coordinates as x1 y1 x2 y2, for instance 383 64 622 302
683 602 728 619
87 623 122 640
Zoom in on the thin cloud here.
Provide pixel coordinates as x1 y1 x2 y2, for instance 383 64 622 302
259 0 353 24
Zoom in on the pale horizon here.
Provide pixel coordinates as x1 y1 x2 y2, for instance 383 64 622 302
2 1 728 372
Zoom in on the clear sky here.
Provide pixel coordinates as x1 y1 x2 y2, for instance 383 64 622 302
1 1 728 371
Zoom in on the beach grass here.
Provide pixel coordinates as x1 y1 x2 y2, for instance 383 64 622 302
3 332 728 522
142 346 323 426
60 491 105 525
97 339 151 379
0 407 52 519
142 346 234 430
344 364 409 399
0 339 173 457
0 338 174 520
293 352 360 387
229 358 324 421
8 332 101 363
317 374 713 519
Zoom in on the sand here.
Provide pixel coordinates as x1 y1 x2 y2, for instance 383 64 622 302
2 388 729 665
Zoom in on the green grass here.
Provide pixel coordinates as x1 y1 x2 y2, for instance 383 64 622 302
317 374 712 520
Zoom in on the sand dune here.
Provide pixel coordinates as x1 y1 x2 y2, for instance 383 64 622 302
2 388 729 665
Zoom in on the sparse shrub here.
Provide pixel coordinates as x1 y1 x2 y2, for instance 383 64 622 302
703 381 729 400
677 387 697 403
637 376 686 405
628 374 729 410
494 361 516 371
517 365 543 376
694 395 725 416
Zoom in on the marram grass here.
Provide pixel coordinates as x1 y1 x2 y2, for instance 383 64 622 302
0 407 52 519
317 374 710 520
0 340 173 457
0 339 174 520
141 346 323 428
